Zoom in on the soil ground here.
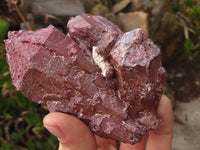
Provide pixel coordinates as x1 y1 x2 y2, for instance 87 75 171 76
166 58 200 150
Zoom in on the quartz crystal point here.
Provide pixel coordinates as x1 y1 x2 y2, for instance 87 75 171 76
5 14 167 144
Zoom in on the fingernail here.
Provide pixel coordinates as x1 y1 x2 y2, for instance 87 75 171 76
44 125 66 143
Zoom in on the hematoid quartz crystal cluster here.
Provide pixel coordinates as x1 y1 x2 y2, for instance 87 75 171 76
4 14 167 144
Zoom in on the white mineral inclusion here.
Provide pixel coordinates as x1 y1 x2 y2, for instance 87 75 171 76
92 46 110 77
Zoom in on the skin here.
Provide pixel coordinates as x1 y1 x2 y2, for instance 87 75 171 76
43 95 173 150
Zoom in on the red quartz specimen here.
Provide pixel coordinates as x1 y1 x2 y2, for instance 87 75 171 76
4 14 167 144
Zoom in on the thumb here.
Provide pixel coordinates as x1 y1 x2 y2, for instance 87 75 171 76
43 112 97 150
147 95 173 150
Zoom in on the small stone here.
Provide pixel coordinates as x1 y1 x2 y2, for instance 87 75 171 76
32 0 85 25
81 0 96 12
117 11 148 33
91 3 109 16
113 0 131 14
134 0 165 16
132 0 139 6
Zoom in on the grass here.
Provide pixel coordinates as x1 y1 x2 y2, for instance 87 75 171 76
0 47 58 150
170 0 200 59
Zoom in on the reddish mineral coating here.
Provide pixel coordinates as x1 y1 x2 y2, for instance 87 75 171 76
4 14 167 144
67 14 123 52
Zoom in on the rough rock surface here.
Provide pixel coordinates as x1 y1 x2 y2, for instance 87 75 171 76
4 14 166 144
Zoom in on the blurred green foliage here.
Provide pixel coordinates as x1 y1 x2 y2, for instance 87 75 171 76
184 39 199 57
170 0 200 59
0 19 9 43
0 42 58 149
190 5 200 20
185 0 196 7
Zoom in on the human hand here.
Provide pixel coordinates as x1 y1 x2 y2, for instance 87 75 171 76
43 95 173 150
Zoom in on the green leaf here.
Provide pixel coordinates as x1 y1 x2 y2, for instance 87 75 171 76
45 135 58 149
11 132 20 143
196 26 200 35
0 57 9 75
191 6 200 21
20 128 28 136
184 39 194 51
25 112 42 127
172 5 179 13
184 39 194 57
192 50 199 57
0 142 13 150
185 0 196 7
36 141 45 150
0 19 9 43
0 128 3 138
32 126 45 135
3 113 13 120
27 141 36 150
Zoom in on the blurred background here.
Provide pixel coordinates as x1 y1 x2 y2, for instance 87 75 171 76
0 0 200 150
